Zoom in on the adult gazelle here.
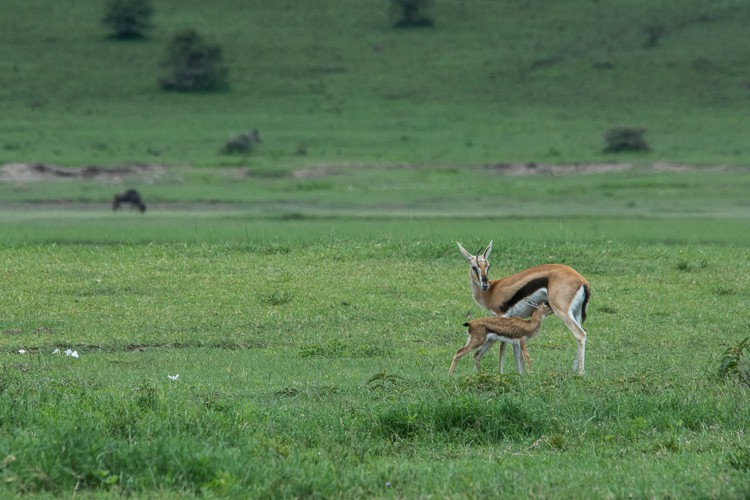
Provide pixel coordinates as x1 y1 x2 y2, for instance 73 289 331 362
457 241 590 375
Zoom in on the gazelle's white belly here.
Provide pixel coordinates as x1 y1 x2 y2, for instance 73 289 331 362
486 333 522 345
502 288 548 319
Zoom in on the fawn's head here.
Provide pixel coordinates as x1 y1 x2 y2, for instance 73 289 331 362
537 302 555 318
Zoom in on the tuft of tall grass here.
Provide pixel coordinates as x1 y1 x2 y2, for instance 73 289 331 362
719 337 750 387
371 395 555 443
728 445 750 472
0 373 260 495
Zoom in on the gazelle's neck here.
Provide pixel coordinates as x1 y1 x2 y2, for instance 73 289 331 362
470 278 492 310
530 308 544 323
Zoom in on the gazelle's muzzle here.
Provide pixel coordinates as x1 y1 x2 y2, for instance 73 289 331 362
480 278 490 291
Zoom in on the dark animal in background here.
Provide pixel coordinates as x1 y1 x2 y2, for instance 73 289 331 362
113 189 147 213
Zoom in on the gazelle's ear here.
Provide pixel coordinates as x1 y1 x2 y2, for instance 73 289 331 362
457 242 474 261
482 240 493 260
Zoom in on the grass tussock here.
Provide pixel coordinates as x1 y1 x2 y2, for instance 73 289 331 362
457 372 514 394
372 396 555 443
728 445 750 472
0 375 257 495
719 337 750 387
299 339 388 359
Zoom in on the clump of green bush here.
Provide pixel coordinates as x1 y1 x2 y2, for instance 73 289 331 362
102 0 153 39
159 29 229 92
391 0 434 28
644 23 666 48
603 126 650 153
222 129 262 155
728 445 750 472
719 337 750 387
372 396 553 442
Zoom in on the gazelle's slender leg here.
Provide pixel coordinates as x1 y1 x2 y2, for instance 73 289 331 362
449 349 468 375
473 338 496 372
450 337 483 375
512 342 523 372
499 340 527 374
555 312 587 375
498 342 507 373
520 340 532 371
451 333 502 375
549 285 588 375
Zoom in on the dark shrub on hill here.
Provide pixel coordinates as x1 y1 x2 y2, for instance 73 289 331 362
644 23 666 48
222 129 262 155
159 29 229 92
603 126 650 153
391 0 434 28
102 0 153 39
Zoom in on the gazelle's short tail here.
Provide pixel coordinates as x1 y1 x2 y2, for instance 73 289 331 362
581 284 590 323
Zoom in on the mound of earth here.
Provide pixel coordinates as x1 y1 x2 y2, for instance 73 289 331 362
0 162 164 183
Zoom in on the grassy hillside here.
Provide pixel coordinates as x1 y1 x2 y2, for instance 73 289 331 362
2 0 750 168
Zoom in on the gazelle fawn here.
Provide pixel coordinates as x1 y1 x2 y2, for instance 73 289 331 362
457 240 590 375
449 302 555 375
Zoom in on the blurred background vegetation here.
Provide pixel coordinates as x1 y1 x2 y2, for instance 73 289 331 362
1 0 749 169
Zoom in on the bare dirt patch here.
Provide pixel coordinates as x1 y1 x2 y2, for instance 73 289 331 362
292 165 341 179
292 161 746 179
0 162 165 183
2 161 741 185
650 162 734 173
292 162 637 178
480 162 634 176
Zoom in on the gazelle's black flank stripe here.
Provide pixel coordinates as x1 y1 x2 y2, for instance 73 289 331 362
498 277 549 314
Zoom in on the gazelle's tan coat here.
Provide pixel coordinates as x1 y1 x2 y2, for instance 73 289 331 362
458 241 590 375
449 302 554 375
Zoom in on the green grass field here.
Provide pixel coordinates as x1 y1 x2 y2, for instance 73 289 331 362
2 234 750 497
2 0 750 497
2 168 750 497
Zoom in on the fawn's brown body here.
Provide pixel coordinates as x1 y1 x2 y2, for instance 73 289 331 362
449 302 554 375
